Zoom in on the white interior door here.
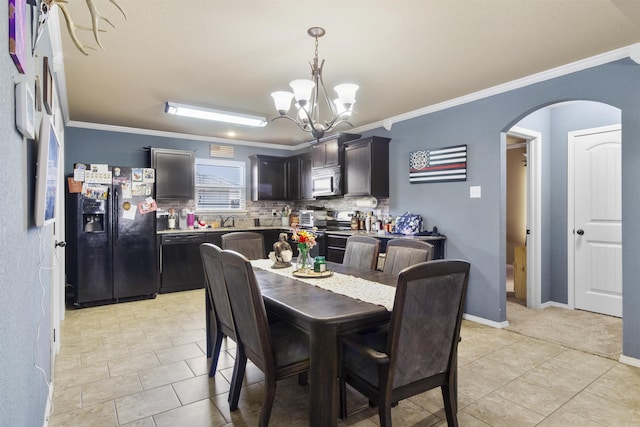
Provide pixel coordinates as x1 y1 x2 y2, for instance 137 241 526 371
571 126 622 317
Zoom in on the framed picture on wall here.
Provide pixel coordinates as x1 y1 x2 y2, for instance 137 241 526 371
409 144 467 183
9 0 27 74
43 57 53 114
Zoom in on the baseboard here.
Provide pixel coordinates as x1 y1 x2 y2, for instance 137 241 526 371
42 381 53 427
541 301 569 309
619 354 640 368
463 313 509 329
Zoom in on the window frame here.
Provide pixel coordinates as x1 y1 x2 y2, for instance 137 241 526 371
194 158 247 213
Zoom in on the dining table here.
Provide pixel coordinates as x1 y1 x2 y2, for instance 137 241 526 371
205 260 398 427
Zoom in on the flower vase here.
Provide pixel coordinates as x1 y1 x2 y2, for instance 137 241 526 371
296 243 312 272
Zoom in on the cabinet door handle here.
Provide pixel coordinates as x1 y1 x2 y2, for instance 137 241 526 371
576 229 584 236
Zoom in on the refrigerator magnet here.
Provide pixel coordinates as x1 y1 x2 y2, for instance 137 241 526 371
143 168 155 183
138 200 157 214
121 182 133 199
132 168 143 182
123 208 136 220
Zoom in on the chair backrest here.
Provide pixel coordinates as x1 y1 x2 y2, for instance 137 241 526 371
387 259 470 389
219 249 274 373
200 243 236 340
221 232 265 260
343 236 380 271
382 239 434 275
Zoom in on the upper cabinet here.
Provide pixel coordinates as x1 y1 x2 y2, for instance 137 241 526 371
312 138 340 168
151 148 195 199
288 153 313 200
344 136 391 198
311 133 360 169
250 155 288 201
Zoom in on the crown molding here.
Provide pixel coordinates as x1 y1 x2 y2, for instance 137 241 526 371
66 121 302 151
67 43 640 147
351 43 640 135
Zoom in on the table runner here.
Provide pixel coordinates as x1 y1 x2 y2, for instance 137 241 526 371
250 259 396 311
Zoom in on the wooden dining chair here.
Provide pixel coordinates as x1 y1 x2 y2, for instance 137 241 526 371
343 236 380 271
221 231 265 260
199 243 241 381
382 239 434 275
219 249 310 427
339 259 470 427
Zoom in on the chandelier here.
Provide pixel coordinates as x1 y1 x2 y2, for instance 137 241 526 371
271 27 359 141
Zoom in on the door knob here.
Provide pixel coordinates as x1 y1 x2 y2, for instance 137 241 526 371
55 240 67 248
576 229 584 236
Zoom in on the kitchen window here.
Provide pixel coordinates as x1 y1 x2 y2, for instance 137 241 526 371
194 159 246 212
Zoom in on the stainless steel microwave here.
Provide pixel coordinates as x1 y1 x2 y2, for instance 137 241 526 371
312 167 342 197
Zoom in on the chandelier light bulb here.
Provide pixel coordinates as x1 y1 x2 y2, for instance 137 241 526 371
333 99 354 115
297 106 310 123
289 79 315 103
271 91 294 115
335 83 359 108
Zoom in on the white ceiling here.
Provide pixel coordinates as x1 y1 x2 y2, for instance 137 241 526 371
55 0 640 147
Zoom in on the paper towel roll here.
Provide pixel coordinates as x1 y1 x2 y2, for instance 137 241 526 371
355 197 378 208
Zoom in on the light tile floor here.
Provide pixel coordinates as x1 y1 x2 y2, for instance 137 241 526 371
49 289 640 426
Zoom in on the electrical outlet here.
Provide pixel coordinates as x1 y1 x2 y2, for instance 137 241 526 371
272 209 277 216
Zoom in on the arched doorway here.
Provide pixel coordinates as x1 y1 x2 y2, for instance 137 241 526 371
502 100 622 359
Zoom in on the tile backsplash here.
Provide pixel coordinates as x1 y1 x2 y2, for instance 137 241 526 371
155 197 390 228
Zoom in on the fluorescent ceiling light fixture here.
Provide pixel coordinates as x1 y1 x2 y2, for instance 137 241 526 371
165 102 268 127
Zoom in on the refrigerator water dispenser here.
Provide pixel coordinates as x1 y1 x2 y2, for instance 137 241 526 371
83 214 104 232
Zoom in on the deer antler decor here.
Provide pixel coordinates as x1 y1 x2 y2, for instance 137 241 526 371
34 0 126 55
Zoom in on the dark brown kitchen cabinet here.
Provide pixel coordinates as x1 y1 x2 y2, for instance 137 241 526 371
312 138 340 168
288 153 313 200
250 155 288 201
151 148 195 199
311 133 361 169
344 136 391 198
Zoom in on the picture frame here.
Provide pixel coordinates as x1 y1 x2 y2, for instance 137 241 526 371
9 0 27 74
43 57 53 114
409 144 467 184
34 75 42 112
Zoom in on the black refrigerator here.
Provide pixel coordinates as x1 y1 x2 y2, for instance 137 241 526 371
66 166 158 306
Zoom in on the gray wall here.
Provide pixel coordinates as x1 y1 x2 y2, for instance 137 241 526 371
360 59 640 358
0 2 52 425
64 127 294 187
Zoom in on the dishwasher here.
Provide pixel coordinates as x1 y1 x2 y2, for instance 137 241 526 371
159 233 206 293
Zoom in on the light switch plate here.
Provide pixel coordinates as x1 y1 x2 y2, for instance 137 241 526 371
470 186 482 198
15 81 35 139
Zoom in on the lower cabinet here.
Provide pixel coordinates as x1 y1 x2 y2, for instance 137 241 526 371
323 233 446 265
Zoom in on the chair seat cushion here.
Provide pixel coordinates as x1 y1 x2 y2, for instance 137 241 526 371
270 321 310 367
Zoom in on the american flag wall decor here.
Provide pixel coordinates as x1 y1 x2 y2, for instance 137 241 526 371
409 145 467 183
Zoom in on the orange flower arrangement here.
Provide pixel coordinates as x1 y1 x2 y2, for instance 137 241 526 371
291 223 317 249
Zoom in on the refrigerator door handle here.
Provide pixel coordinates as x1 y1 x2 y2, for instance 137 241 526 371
114 186 119 246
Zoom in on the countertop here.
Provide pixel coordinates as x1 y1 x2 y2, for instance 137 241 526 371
157 225 286 235
323 229 447 241
157 226 446 241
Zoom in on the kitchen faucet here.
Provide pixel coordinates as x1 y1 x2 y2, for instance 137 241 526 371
220 215 234 228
